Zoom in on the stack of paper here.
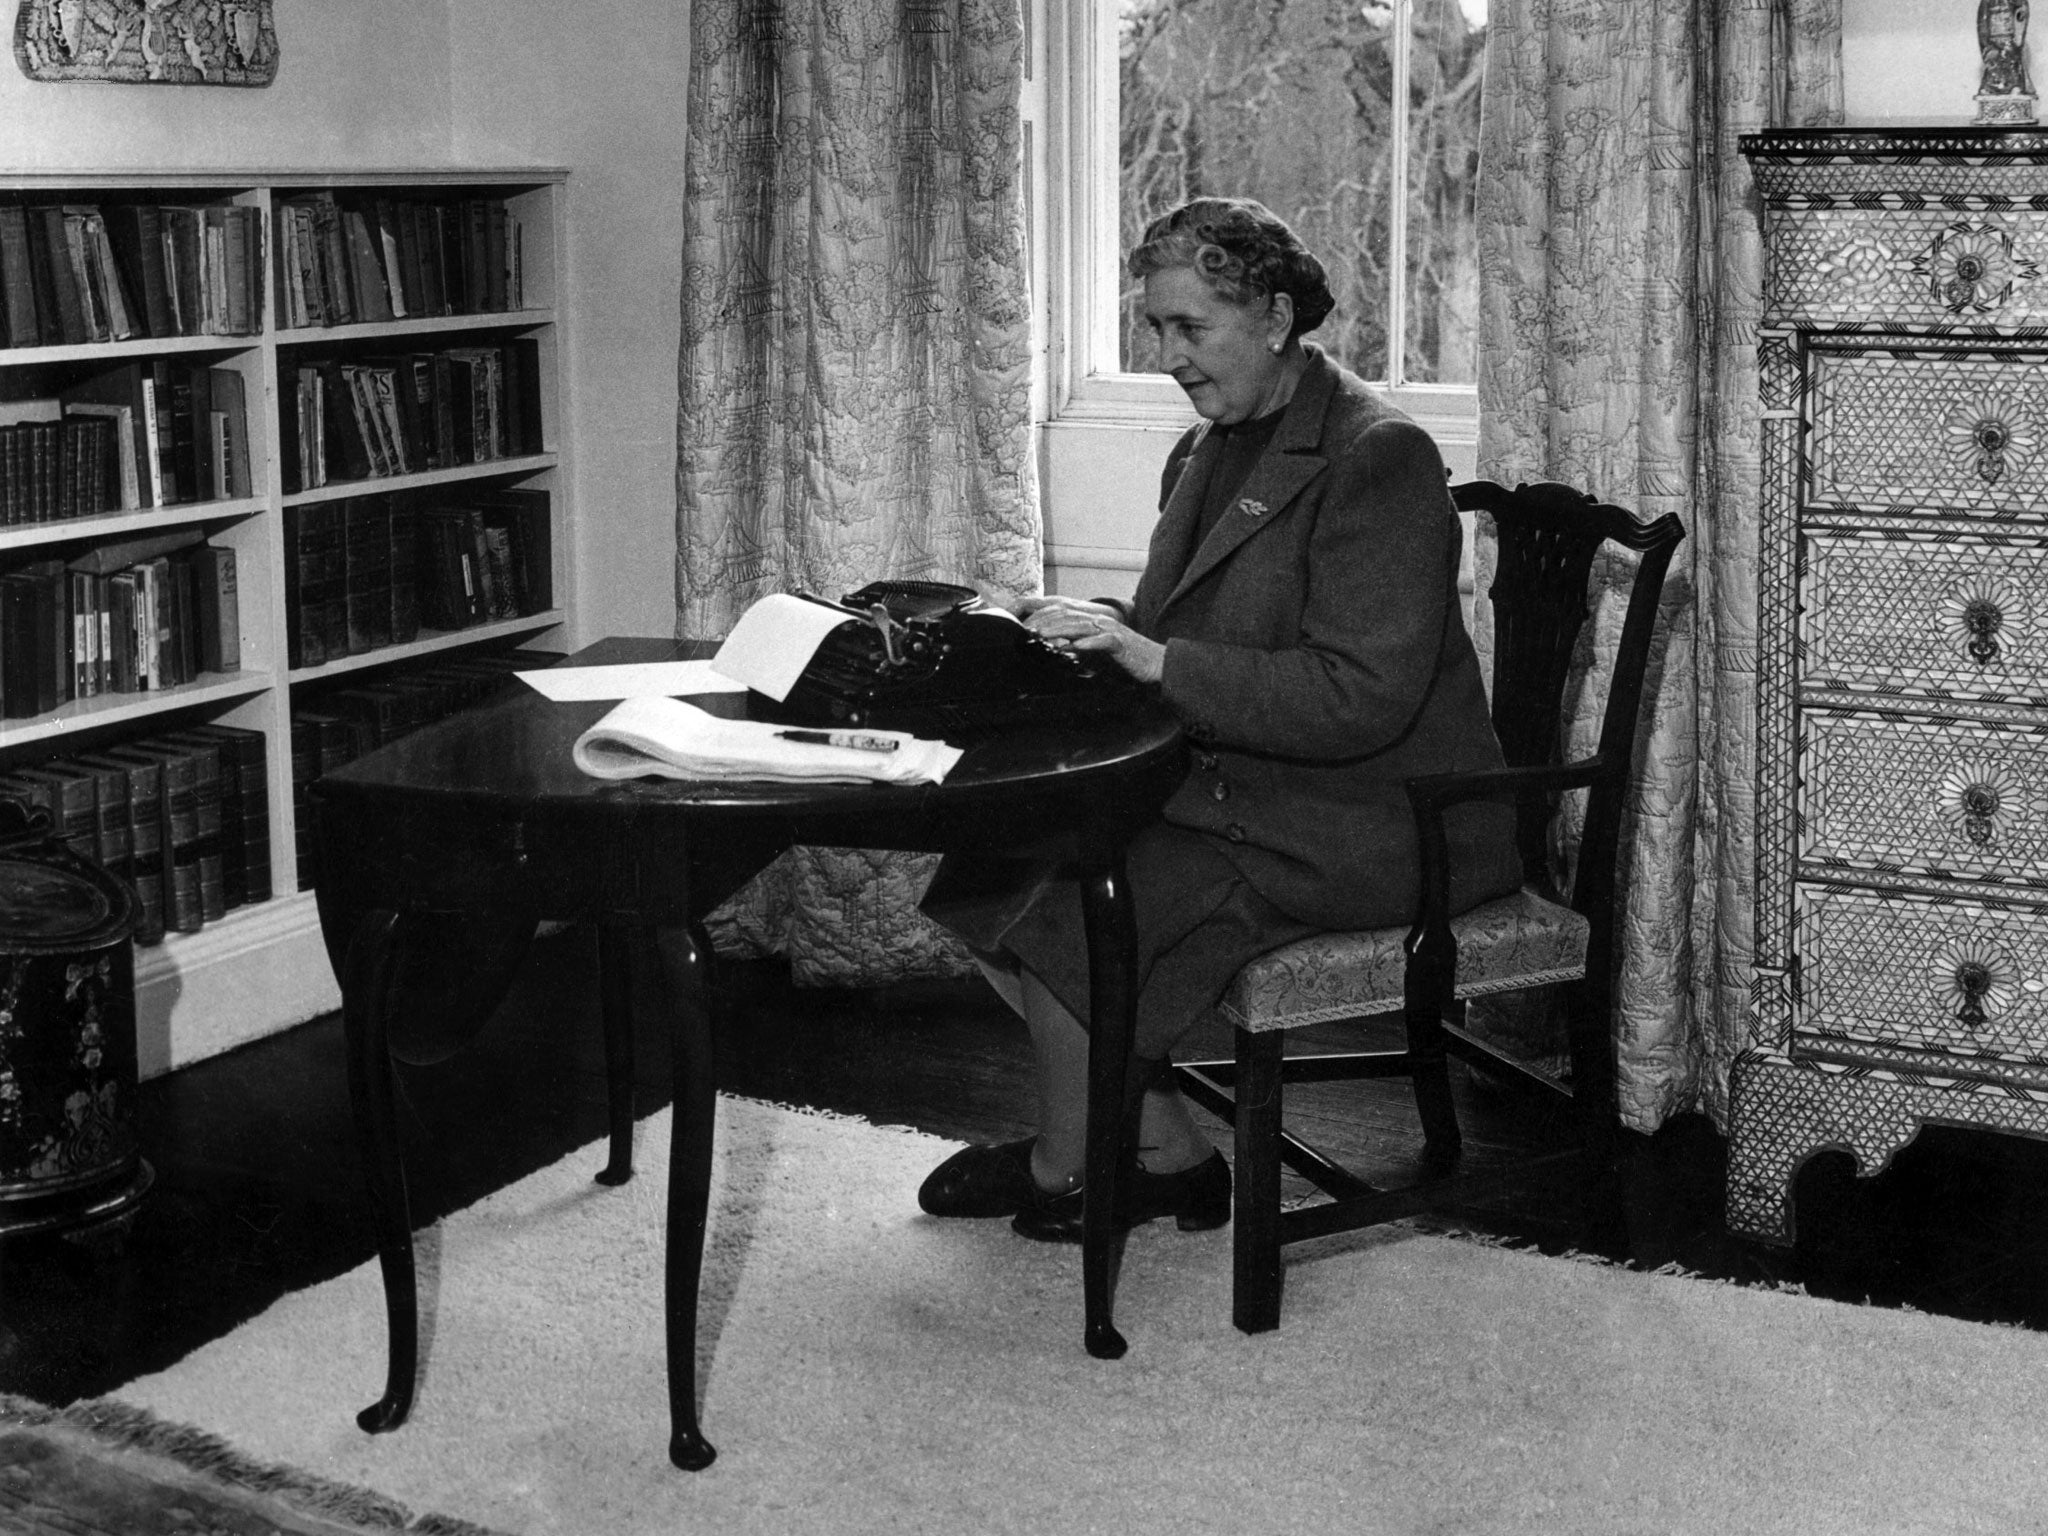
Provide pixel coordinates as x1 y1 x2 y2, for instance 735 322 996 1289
571 696 962 785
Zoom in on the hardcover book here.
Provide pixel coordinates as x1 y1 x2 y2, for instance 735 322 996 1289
100 203 172 338
0 205 38 347
32 206 88 345
44 754 132 879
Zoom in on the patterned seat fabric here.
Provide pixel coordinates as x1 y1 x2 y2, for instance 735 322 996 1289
1220 887 1591 1034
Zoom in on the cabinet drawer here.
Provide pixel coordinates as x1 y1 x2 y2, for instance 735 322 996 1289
1807 343 2048 517
1796 884 2048 1066
1801 709 2048 888
1763 204 2048 328
1803 528 2048 705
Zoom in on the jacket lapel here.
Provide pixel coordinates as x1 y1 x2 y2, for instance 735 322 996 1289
1129 420 1216 628
1154 350 1337 616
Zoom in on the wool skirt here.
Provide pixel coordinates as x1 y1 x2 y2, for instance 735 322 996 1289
920 820 1347 1059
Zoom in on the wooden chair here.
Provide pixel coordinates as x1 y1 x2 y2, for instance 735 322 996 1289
1172 479 1686 1333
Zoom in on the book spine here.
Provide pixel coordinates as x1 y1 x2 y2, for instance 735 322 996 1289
60 209 107 344
184 724 268 906
138 743 206 934
105 751 164 943
147 360 179 504
193 543 238 671
47 757 130 880
0 206 38 346
88 212 136 341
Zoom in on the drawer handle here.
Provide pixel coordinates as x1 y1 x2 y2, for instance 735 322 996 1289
1964 600 2003 664
1962 784 1999 847
1934 941 2018 1030
1954 960 1994 1028
1942 577 2020 669
1940 760 2011 849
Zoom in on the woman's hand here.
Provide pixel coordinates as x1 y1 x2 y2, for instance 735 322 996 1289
1016 595 1166 686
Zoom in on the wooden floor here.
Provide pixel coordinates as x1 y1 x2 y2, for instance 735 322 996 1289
3 922 2047 1406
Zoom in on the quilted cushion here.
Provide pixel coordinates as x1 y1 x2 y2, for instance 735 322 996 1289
1220 887 1591 1033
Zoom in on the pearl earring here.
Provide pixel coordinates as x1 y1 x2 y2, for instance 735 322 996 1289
1270 340 1282 354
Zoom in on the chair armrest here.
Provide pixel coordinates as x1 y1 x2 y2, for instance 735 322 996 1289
1400 754 1623 962
1404 755 1618 818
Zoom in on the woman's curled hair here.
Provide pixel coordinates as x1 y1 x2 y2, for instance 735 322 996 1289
1128 197 1335 339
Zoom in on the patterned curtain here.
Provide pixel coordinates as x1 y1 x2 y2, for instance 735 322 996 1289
676 0 1041 984
1473 0 1840 1130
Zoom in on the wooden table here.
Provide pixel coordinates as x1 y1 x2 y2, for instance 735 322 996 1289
309 637 1187 1469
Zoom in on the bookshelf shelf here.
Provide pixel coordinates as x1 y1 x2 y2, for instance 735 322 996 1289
2 668 274 745
0 498 263 551
0 166 571 1078
276 308 552 345
286 610 564 683
283 453 557 506
0 334 258 367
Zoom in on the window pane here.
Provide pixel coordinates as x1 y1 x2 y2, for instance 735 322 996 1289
1404 0 1485 384
1118 0 1396 380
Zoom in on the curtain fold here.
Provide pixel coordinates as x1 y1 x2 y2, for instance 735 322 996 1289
1473 0 1841 1131
676 0 1041 984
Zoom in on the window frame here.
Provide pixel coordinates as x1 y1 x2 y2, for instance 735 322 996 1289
1039 0 1480 451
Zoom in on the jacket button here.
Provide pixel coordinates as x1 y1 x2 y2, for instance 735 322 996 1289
1226 822 1246 843
1210 780 1229 802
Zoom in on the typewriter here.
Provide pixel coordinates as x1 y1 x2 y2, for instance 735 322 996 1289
770 579 1141 738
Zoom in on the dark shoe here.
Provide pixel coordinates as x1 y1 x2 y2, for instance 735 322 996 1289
1009 1150 1231 1244
918 1138 1052 1218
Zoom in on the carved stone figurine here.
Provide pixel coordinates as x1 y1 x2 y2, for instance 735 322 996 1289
1978 0 2039 123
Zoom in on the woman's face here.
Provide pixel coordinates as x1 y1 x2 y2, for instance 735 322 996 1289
1142 265 1294 425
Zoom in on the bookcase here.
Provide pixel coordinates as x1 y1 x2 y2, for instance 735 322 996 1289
0 168 570 1076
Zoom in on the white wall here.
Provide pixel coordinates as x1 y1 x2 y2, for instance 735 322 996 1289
0 7 454 167
446 0 690 647
1843 0 2000 124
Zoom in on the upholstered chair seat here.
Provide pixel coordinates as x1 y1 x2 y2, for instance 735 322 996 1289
1222 888 1592 1034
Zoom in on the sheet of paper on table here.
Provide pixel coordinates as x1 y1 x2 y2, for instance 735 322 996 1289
516 659 750 702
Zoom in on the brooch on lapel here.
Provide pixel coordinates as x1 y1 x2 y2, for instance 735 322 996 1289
1237 498 1268 519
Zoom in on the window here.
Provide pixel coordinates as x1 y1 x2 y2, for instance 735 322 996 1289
1047 0 1486 445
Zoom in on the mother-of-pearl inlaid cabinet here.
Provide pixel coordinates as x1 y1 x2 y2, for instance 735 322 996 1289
1729 129 2048 1242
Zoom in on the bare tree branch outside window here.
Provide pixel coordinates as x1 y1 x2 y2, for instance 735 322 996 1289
1119 0 1485 385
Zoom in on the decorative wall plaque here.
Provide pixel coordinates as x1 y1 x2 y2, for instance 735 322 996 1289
14 0 278 86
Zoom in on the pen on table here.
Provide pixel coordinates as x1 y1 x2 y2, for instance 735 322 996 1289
775 729 901 753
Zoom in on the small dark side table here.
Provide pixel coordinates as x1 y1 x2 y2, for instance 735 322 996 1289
309 636 1187 1470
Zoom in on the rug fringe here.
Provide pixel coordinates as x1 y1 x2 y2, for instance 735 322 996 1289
0 1392 515 1536
709 1091 959 1142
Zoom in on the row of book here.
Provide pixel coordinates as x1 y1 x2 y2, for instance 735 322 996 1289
283 339 541 492
0 722 271 945
291 649 558 889
1 530 239 720
284 488 550 669
0 410 117 525
3 359 254 522
0 201 264 350
277 191 526 330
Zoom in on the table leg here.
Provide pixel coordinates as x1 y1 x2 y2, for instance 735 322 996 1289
594 924 637 1187
1079 850 1137 1362
652 921 719 1471
341 907 417 1435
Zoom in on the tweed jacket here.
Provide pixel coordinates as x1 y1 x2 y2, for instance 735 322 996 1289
1127 344 1518 930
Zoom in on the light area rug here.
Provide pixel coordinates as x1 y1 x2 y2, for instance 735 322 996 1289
109 1096 2048 1536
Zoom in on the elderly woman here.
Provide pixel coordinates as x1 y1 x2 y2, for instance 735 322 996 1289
918 197 1521 1241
